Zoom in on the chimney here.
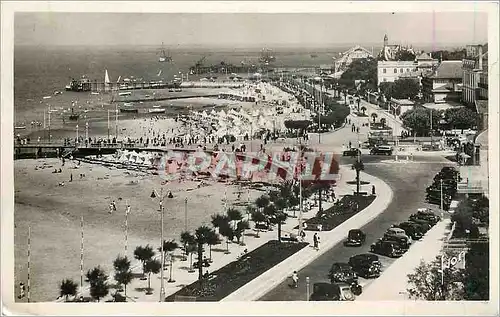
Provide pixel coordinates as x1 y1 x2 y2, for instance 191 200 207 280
478 45 483 70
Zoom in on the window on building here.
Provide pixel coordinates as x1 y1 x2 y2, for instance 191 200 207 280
383 69 386 74
407 68 410 72
400 69 403 73
383 78 387 82
394 69 397 73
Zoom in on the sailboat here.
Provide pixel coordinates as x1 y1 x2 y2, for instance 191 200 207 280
158 42 172 63
104 69 111 91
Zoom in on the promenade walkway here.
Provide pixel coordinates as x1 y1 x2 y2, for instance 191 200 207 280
222 169 393 301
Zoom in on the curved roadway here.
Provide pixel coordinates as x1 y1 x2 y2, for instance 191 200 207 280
259 102 453 301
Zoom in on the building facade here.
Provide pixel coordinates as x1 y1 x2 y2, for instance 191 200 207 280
377 61 417 85
333 45 373 73
462 44 487 107
378 34 416 61
421 61 463 103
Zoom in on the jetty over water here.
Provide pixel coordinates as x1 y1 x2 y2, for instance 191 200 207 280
14 142 201 160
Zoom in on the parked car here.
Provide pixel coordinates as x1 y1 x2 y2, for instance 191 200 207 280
410 213 439 226
415 208 441 224
385 227 412 244
344 229 366 247
310 282 355 301
343 148 361 157
382 235 410 251
395 222 424 240
407 219 433 232
370 240 405 258
370 145 393 155
348 254 381 278
328 262 358 284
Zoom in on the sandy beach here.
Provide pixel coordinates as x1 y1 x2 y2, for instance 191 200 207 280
14 157 263 302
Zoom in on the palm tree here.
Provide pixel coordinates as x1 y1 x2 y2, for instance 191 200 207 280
133 245 155 276
380 117 387 127
194 226 215 280
352 157 365 195
227 208 243 223
85 266 109 302
211 214 229 232
206 230 221 262
235 220 250 244
180 231 195 260
357 97 361 112
255 195 270 212
371 112 378 123
245 205 256 221
113 255 132 297
158 240 178 266
218 221 235 253
360 106 367 115
144 259 161 293
251 210 267 238
59 279 78 302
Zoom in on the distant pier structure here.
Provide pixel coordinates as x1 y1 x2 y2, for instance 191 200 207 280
88 80 180 92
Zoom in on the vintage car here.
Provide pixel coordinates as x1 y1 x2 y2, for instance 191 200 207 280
342 148 361 157
328 262 358 284
370 240 405 258
348 254 381 279
395 222 424 240
310 282 356 301
344 229 366 247
385 227 412 244
370 145 393 155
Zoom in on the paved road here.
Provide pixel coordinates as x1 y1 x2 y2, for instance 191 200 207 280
259 155 451 301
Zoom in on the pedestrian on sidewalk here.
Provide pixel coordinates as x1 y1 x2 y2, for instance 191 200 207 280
291 271 299 288
313 233 318 250
372 185 376 196
317 235 321 251
300 230 306 242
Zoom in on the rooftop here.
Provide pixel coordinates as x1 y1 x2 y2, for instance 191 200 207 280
390 98 415 105
416 52 433 60
422 102 464 111
429 61 463 79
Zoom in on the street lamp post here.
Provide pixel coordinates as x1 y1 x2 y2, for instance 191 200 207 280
440 179 444 211
306 276 310 301
76 125 79 145
85 122 89 146
184 198 188 232
151 188 167 302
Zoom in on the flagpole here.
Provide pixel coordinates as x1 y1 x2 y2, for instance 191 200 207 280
80 215 84 291
27 226 31 303
125 202 129 254
107 110 110 142
115 104 118 141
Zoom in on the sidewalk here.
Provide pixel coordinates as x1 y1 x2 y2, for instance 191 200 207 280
221 169 393 301
357 218 451 301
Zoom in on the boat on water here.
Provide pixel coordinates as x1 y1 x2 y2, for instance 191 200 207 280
120 108 138 113
148 108 165 113
158 42 173 63
66 76 91 92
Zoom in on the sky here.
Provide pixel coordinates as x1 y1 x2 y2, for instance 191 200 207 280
14 12 488 48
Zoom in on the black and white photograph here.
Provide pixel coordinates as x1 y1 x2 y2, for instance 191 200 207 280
1 1 498 316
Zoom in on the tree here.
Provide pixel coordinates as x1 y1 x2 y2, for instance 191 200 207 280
180 231 196 261
194 226 214 280
219 223 235 253
360 106 367 115
444 107 479 132
59 279 78 302
227 208 243 225
235 220 250 244
407 256 465 300
211 213 229 230
85 266 109 302
395 50 416 61
206 230 222 261
113 255 132 298
255 195 270 212
401 107 442 136
464 241 489 300
144 259 161 292
379 82 394 102
133 245 155 276
380 117 386 127
351 158 365 195
371 112 378 123
158 240 178 266
339 57 378 92
245 205 256 221
391 78 420 100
